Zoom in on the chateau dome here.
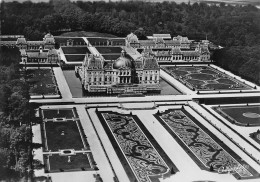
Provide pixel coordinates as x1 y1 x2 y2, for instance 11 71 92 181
113 57 132 69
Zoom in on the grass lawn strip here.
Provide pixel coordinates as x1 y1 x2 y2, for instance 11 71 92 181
45 153 91 173
42 109 75 120
44 121 85 151
154 109 257 179
97 111 178 182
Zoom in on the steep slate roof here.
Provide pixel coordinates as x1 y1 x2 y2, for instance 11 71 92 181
154 37 165 44
182 51 200 57
153 34 171 39
44 37 55 44
139 40 156 47
165 40 181 46
143 56 159 70
27 41 44 46
87 55 103 69
172 47 182 54
47 49 58 56
103 61 113 70
126 33 139 43
201 46 210 54
16 38 27 44
27 51 48 58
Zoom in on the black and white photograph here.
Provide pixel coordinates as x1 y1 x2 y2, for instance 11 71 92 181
0 0 260 181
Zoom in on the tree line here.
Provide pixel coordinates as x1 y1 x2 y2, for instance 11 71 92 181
0 46 43 181
1 0 260 84
1 0 259 46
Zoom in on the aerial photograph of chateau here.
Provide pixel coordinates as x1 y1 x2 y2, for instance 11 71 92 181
0 0 260 182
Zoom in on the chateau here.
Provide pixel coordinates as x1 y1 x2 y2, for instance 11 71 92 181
76 50 160 95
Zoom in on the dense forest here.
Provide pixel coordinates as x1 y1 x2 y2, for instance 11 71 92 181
0 47 42 181
0 0 260 180
1 0 259 83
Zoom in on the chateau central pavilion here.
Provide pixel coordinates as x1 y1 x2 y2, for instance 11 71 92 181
76 50 160 95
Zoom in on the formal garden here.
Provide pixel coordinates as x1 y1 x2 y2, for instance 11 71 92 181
26 68 59 96
96 110 178 182
162 66 252 91
40 108 95 173
154 108 259 180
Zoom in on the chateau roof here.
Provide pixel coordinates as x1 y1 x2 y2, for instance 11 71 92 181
164 40 181 46
87 55 103 69
44 37 55 44
103 61 113 70
143 56 159 70
153 34 171 39
27 51 48 58
16 38 27 44
27 41 44 46
172 47 182 54
173 35 190 43
154 37 164 44
201 46 210 54
47 49 58 56
126 33 139 43
113 51 133 69
182 51 200 57
139 40 156 47
44 33 54 39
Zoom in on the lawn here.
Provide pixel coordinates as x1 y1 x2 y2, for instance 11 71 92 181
162 66 251 91
154 108 259 179
54 37 86 45
26 69 58 95
43 120 85 151
61 47 90 54
65 55 85 62
102 54 121 61
42 109 75 119
214 105 260 126
45 153 92 173
95 46 122 54
60 31 117 38
97 111 178 182
87 38 109 46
